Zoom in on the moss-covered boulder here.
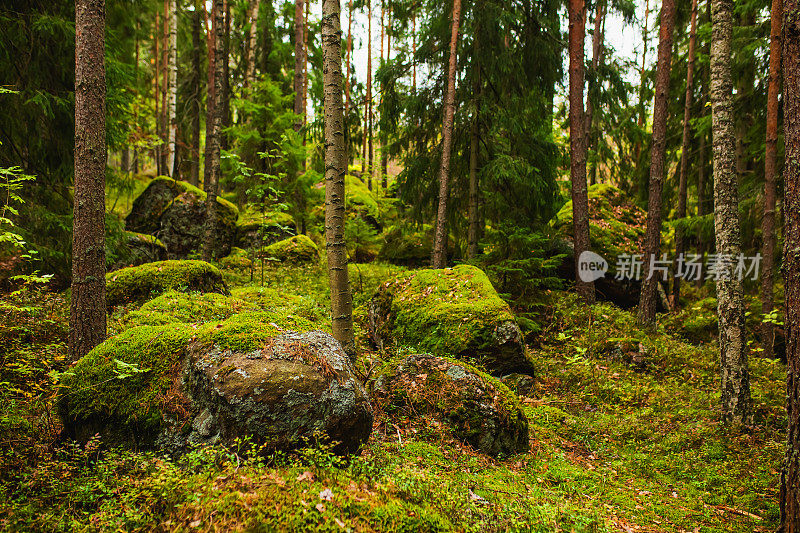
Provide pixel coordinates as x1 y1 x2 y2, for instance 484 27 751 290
58 312 373 455
261 235 319 265
120 290 255 328
125 177 239 259
366 265 534 375
218 247 253 271
105 260 229 309
235 210 296 250
110 231 167 271
371 353 529 457
378 224 458 267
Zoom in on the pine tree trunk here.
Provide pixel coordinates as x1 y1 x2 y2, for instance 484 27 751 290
710 0 752 425
671 0 699 310
344 0 353 157
293 0 305 131
467 10 481 261
166 0 177 177
303 0 309 130
638 0 651 129
203 0 224 263
780 1 800 527
696 127 707 288
637 0 676 327
161 1 169 174
189 1 202 187
568 0 594 303
220 0 231 152
366 0 373 190
71 0 107 359
154 11 161 175
431 0 461 269
585 0 605 186
761 0 783 359
203 1 216 189
244 0 260 90
321 0 355 355
380 3 389 190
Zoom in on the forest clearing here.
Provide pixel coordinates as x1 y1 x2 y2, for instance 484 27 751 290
1 0 799 531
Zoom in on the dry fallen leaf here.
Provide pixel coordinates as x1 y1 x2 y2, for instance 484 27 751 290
296 471 314 482
319 488 334 501
189 519 202 528
315 503 326 513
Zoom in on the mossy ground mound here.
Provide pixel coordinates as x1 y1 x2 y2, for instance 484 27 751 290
105 260 229 308
119 290 254 328
552 183 646 261
125 177 239 259
372 353 529 457
366 265 534 375
110 231 167 271
262 235 319 265
218 247 253 271
235 209 296 250
58 311 372 455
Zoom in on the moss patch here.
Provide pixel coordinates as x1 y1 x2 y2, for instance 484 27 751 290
106 260 229 308
119 290 255 329
262 235 320 265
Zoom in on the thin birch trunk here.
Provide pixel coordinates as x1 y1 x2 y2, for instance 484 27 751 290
166 0 177 177
203 0 224 262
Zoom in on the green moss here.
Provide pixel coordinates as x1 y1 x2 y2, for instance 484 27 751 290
218 247 253 271
231 286 303 311
238 208 295 228
120 290 256 328
378 265 516 357
151 177 239 221
124 231 165 249
194 311 317 353
553 183 646 261
106 260 229 308
57 324 196 438
262 235 319 265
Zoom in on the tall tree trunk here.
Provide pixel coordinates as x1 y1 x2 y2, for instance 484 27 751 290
220 0 231 152
568 0 594 303
412 11 416 91
321 0 355 355
71 0 107 359
244 0 260 90
366 0 373 190
293 0 305 131
133 20 140 175
203 0 224 262
585 0 605 186
303 0 310 130
189 1 203 187
671 0 699 310
161 1 169 173
344 0 353 159
638 0 651 128
380 3 389 190
710 0 752 425
637 0 676 327
696 125 707 288
467 6 481 260
204 2 216 188
431 0 462 269
154 11 161 174
761 0 783 359
166 0 177 177
780 1 800 526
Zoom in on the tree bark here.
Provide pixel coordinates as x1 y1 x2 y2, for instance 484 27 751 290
220 0 231 152
71 0 107 359
761 0 783 359
780 0 800 527
322 0 355 355
166 0 177 177
710 0 752 425
638 0 651 128
203 0 224 263
379 3 389 190
203 1 216 189
293 0 306 131
161 0 169 173
366 0 374 190
244 0 260 90
189 1 203 187
568 0 594 303
344 0 353 127
637 0 676 327
303 0 310 130
671 0 699 310
154 10 161 175
431 0 462 269
585 0 605 186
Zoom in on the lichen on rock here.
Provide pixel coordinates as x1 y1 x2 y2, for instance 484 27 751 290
105 260 230 309
366 264 534 376
371 353 529 457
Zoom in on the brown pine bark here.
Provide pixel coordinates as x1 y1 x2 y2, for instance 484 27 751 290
220 0 231 152
303 0 310 130
585 0 605 186
638 0 651 128
202 0 224 262
568 0 594 303
71 0 107 359
203 1 216 188
761 0 783 359
780 0 800 527
322 0 355 355
710 0 752 425
671 0 699 310
431 0 462 269
344 0 353 120
637 0 677 327
366 0 374 190
293 0 305 131
189 1 203 187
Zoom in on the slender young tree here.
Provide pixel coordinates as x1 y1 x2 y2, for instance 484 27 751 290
202 0 224 262
303 0 310 129
671 0 699 309
568 0 594 303
244 0 260 90
709 0 751 425
585 0 606 185
366 0 374 189
321 0 355 354
344 0 353 122
189 1 203 187
70 0 107 359
637 0 676 326
781 0 800 525
466 3 482 260
638 0 651 128
430 0 462 269
293 0 305 131
166 0 177 177
203 1 216 188
761 0 783 359
220 0 231 152
154 10 161 174
160 1 169 172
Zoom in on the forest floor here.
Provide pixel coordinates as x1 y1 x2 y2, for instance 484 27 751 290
0 261 785 532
